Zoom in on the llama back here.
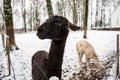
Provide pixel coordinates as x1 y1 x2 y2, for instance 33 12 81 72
32 51 48 80
76 40 98 59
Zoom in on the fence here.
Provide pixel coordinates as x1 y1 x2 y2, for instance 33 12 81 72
116 34 119 77
1 34 11 77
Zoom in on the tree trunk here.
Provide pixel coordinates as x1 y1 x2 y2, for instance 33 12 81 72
56 1 63 16
46 0 54 18
33 0 39 31
0 8 5 32
22 0 27 32
29 2 33 31
6 37 11 76
91 0 93 29
2 33 5 48
4 0 19 51
95 0 99 28
83 0 89 38
73 0 78 25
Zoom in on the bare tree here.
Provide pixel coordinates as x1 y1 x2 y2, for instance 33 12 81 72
4 0 19 50
83 0 89 38
28 2 33 31
72 0 78 25
21 0 27 32
46 0 54 18
91 0 93 29
56 1 64 16
95 0 99 28
0 7 5 32
33 0 40 31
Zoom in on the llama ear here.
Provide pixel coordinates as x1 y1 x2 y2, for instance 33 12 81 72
68 22 80 31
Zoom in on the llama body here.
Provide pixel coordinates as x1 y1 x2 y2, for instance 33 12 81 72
32 15 80 80
76 40 106 73
32 51 48 80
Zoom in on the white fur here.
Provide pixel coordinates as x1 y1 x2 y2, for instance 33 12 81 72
76 39 106 73
49 76 59 80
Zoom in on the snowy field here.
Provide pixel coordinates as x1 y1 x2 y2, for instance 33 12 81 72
0 30 120 80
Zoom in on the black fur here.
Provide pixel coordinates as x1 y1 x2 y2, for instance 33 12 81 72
32 15 80 80
32 51 48 80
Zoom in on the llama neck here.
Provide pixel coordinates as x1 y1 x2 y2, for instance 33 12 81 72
47 30 69 79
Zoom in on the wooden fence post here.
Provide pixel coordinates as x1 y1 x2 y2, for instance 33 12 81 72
6 36 11 76
116 34 119 76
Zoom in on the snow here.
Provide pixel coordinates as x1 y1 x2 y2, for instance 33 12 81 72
0 30 120 80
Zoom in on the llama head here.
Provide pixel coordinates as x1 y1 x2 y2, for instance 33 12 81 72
37 15 80 40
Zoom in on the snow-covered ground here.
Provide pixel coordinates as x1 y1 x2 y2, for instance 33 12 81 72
0 30 120 80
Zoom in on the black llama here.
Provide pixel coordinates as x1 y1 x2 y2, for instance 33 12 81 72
32 15 80 80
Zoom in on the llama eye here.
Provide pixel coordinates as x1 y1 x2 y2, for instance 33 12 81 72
54 22 62 26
